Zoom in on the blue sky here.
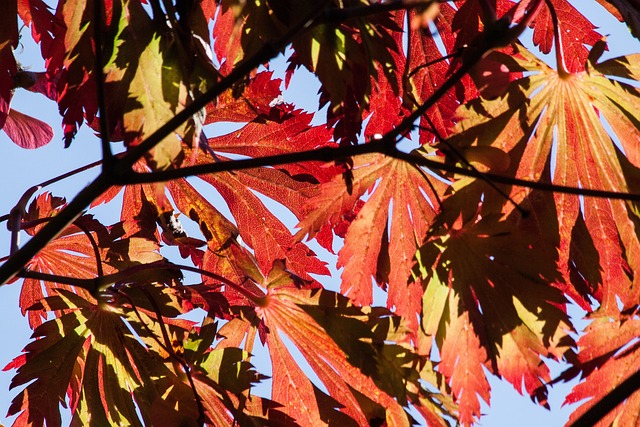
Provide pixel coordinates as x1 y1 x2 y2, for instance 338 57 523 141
0 1 639 426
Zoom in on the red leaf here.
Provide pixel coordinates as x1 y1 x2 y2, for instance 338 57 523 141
363 11 408 140
563 313 640 426
258 283 412 426
438 294 490 427
205 109 336 181
416 211 574 422
297 154 441 335
408 4 479 143
530 0 603 72
205 71 287 124
2 108 54 149
0 42 16 128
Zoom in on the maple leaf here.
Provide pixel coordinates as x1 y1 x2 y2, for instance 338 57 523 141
204 104 335 181
19 192 165 327
166 177 268 301
362 11 408 140
212 0 301 75
0 42 54 149
436 291 490 427
217 0 406 142
414 211 574 426
17 0 67 132
297 153 442 335
205 71 287 124
5 288 199 427
291 7 401 143
102 0 194 169
402 0 527 144
169 108 335 283
177 322 292 427
530 0 603 73
213 262 442 426
442 43 640 314
19 193 110 327
55 0 100 145
406 4 478 143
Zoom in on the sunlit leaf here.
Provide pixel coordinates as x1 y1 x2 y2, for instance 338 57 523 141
443 44 640 314
297 153 442 335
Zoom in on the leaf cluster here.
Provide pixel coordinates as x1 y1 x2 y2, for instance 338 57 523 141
1 1 640 426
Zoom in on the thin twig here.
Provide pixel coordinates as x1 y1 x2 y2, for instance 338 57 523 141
72 220 104 277
17 259 176 292
118 289 206 425
7 185 41 255
138 285 206 425
17 261 266 304
0 158 102 225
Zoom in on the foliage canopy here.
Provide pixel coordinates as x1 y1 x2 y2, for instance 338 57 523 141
2 0 640 426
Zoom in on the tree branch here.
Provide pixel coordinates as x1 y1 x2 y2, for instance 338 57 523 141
0 158 102 225
113 1 331 179
0 175 113 285
123 139 640 202
18 260 266 304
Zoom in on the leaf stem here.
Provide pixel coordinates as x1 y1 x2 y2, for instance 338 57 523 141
93 0 114 167
72 220 104 277
7 185 41 255
544 0 570 77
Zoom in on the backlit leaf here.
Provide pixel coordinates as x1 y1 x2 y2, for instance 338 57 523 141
415 211 574 425
297 153 442 335
6 288 197 427
443 44 640 314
